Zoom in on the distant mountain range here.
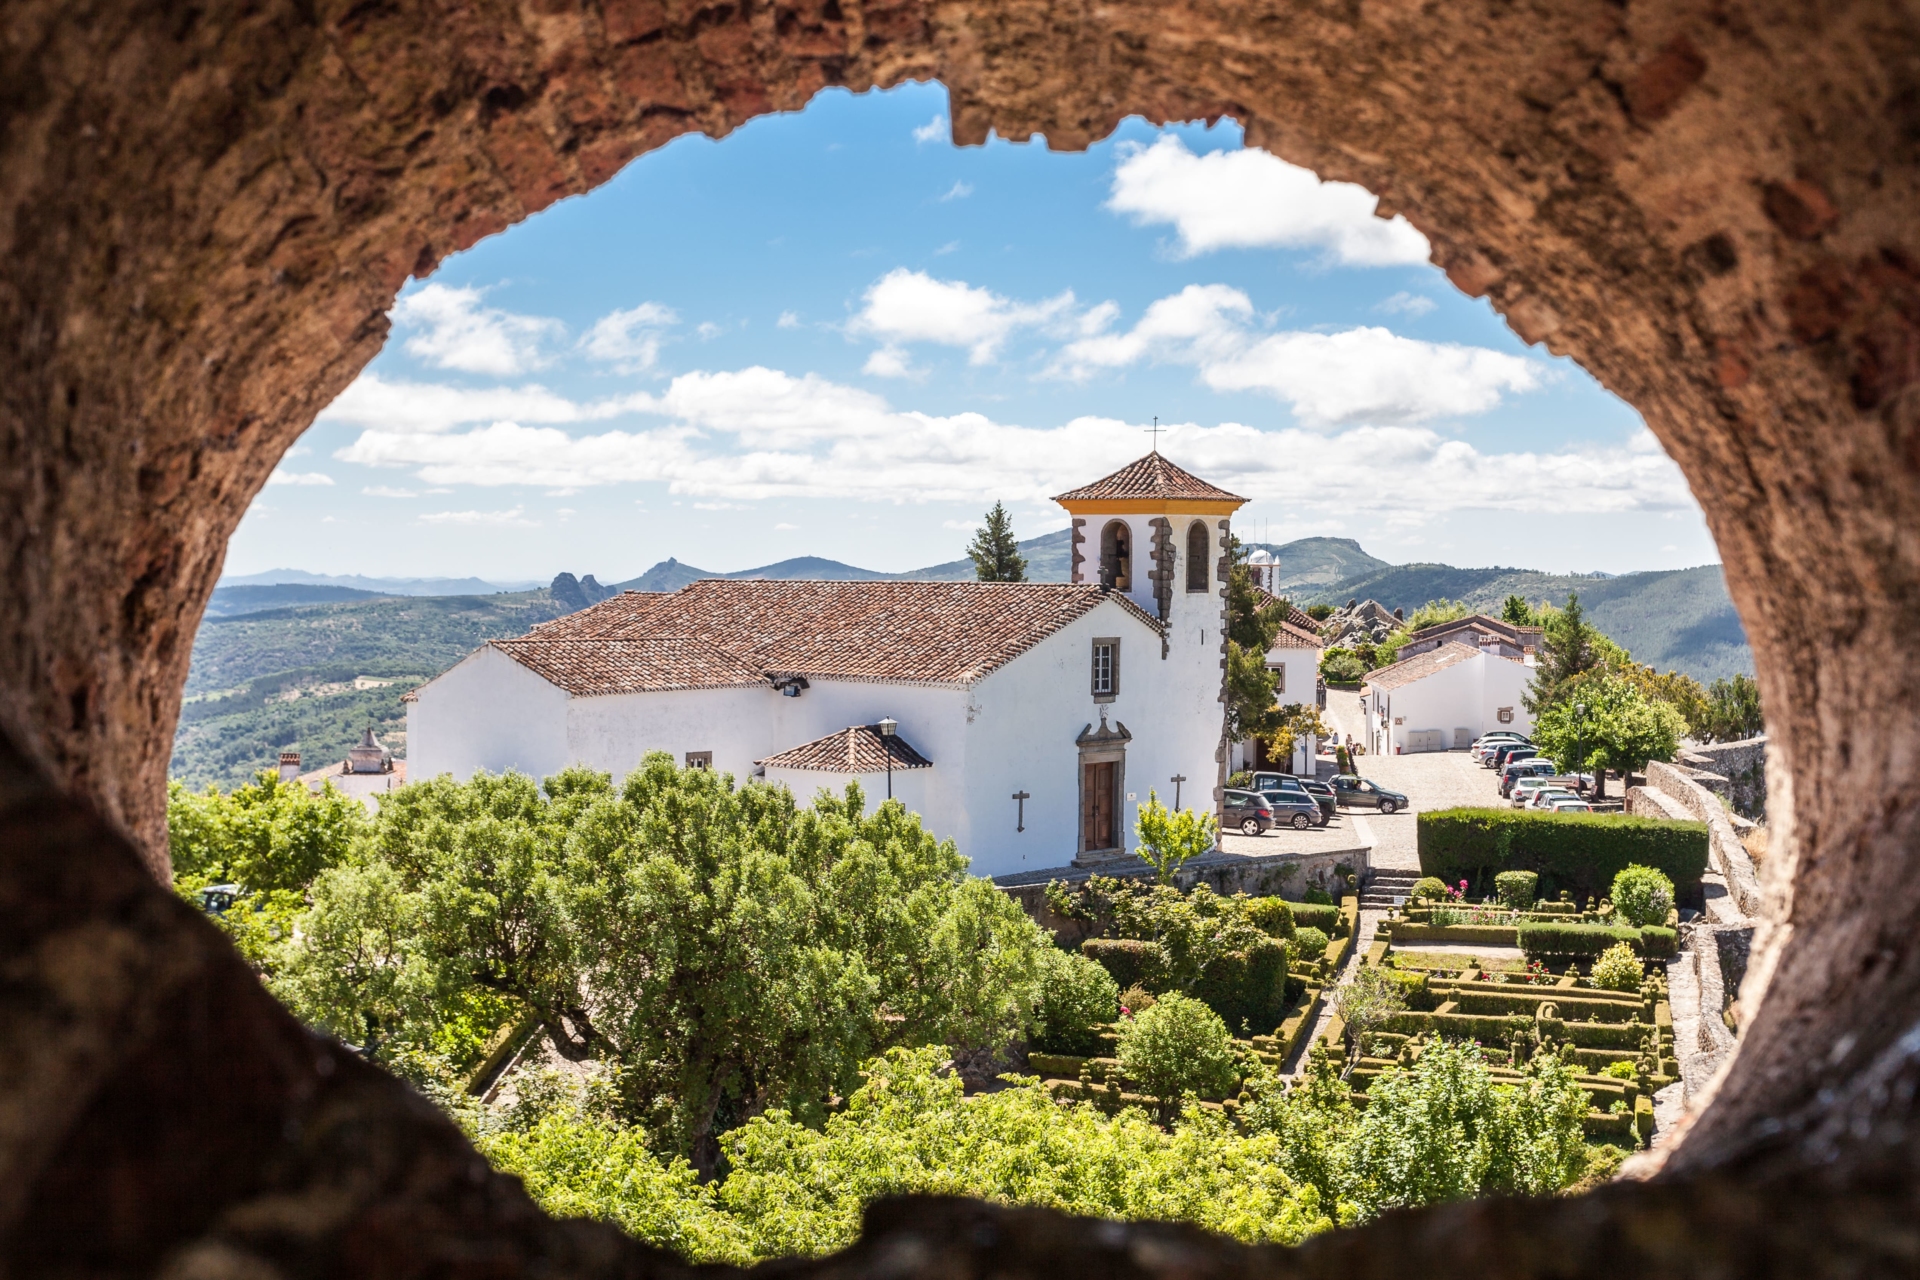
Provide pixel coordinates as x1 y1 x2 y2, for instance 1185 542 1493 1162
219 569 544 595
609 528 1078 592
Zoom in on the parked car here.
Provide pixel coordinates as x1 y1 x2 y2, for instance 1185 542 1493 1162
1545 797 1594 812
1509 776 1564 806
194 883 241 916
1222 789 1275 834
1266 792 1325 830
1332 774 1408 815
1472 732 1530 762
1524 788 1582 810
1499 758 1557 797
1252 772 1335 824
1489 743 1538 770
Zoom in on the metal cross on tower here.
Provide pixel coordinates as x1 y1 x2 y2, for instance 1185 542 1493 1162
1145 415 1162 451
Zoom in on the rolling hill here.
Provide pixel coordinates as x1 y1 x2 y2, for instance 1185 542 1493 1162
611 528 1079 591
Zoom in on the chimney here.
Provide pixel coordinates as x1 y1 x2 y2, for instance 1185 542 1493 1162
278 750 300 783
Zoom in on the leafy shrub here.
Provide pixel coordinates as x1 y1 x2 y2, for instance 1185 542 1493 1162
1081 939 1167 992
1333 967 1408 1062
1494 871 1538 910
1032 948 1120 1055
1517 921 1672 957
1418 809 1708 900
1116 993 1240 1109
1610 864 1676 928
1191 939 1293 1035
168 772 367 894
1245 896 1296 937
1589 943 1644 992
1603 1060 1638 1080
1118 984 1157 1015
1320 647 1368 684
1637 926 1677 957
1226 771 1254 789
1291 927 1331 965
1410 876 1450 903
1303 887 1335 906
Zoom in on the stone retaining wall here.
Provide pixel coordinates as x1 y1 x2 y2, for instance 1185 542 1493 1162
1677 736 1768 819
1644 761 1764 921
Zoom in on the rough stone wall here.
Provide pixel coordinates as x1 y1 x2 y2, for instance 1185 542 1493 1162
1680 736 1769 818
1646 760 1763 922
4 0 1920 1267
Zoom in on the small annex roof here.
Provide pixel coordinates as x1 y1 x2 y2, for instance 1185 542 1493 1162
758 724 933 773
1364 640 1523 691
1052 452 1247 505
1406 614 1544 648
482 578 1165 695
1268 618 1324 650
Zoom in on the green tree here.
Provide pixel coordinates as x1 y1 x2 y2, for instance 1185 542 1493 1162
1319 647 1367 684
1116 992 1240 1116
1134 790 1219 883
966 502 1028 581
1702 673 1764 742
1524 592 1607 714
1224 536 1290 745
167 770 368 892
274 755 1050 1175
1331 966 1407 1072
1532 672 1686 798
1500 594 1538 626
1031 947 1121 1055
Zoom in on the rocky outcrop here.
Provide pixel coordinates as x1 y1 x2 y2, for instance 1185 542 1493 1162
5 0 1920 1270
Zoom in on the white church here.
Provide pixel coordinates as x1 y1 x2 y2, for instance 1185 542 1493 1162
406 454 1245 879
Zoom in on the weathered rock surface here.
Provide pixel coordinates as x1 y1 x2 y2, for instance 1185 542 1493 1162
4 0 1920 1270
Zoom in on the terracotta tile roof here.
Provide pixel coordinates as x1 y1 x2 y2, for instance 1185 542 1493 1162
1405 614 1545 647
489 579 1164 693
1252 586 1320 631
758 724 933 772
1365 641 1525 691
491 636 769 694
1052 452 1246 503
1269 619 1324 649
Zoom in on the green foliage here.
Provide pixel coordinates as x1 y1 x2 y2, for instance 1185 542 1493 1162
1501 595 1541 626
1225 537 1293 740
1610 864 1676 928
481 1046 1332 1262
1401 599 1472 633
1302 886 1335 906
1190 939 1294 1034
1134 790 1218 884
967 502 1029 582
1287 901 1341 933
274 755 1048 1171
1306 604 1335 622
1602 1059 1639 1080
1116 993 1240 1109
1417 808 1708 901
1080 939 1169 992
1332 967 1407 1064
1524 592 1607 714
1342 1041 1589 1217
1318 647 1368 684
1291 927 1330 962
167 771 367 892
1702 673 1764 742
1589 943 1645 992
1245 896 1296 938
1494 871 1538 910
1032 948 1120 1056
1409 876 1451 903
1532 672 1687 785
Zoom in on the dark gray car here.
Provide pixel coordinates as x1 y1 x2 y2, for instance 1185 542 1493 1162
1332 774 1408 815
1222 789 1275 835
1251 771 1336 824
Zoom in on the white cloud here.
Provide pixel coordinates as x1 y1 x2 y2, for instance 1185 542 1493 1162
362 485 419 498
935 240 961 256
851 268 1077 364
320 373 644 434
1377 291 1437 317
697 321 724 340
332 366 1687 519
267 469 335 486
580 302 677 372
1054 285 1539 425
391 283 565 375
863 346 915 378
913 114 947 144
1107 136 1430 267
777 310 801 329
939 181 973 202
417 506 540 527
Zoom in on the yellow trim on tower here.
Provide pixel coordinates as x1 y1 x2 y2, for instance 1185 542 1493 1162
1056 498 1245 516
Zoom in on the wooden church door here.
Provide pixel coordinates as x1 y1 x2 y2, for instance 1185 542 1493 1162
1083 760 1116 851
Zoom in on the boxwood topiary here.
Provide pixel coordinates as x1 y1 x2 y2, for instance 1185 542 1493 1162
1081 938 1168 992
1410 876 1451 903
1244 896 1296 937
1494 870 1539 909
1288 902 1341 933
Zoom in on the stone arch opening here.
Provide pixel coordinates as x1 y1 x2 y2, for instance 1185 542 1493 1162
1185 520 1210 593
1100 520 1133 591
4 0 1920 1271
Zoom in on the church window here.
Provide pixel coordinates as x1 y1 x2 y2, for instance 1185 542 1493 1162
1185 520 1209 591
685 751 713 770
1091 638 1119 700
1099 520 1132 590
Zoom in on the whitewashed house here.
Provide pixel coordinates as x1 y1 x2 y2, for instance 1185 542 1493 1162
406 454 1246 878
1360 642 1537 755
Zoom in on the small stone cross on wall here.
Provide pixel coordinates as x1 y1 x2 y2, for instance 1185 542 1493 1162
1171 774 1187 809
1012 790 1030 832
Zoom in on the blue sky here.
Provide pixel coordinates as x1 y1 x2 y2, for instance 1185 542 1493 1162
235 80 1718 584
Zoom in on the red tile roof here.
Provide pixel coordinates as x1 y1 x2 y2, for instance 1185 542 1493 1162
1269 619 1324 650
1052 452 1246 503
758 724 933 772
1364 641 1526 691
1405 615 1544 647
491 636 769 694
487 579 1164 693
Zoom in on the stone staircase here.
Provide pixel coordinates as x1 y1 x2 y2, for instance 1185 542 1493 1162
1361 867 1420 910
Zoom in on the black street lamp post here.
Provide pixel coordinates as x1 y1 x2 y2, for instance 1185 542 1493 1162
877 716 897 800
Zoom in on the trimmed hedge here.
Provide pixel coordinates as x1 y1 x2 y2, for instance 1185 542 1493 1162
1517 921 1678 958
1418 808 1709 900
1081 938 1166 991
1288 902 1342 934
1382 922 1521 947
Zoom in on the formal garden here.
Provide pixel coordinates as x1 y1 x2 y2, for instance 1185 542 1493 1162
168 757 1651 1264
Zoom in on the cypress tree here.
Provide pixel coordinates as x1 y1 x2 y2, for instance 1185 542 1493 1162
967 502 1028 581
